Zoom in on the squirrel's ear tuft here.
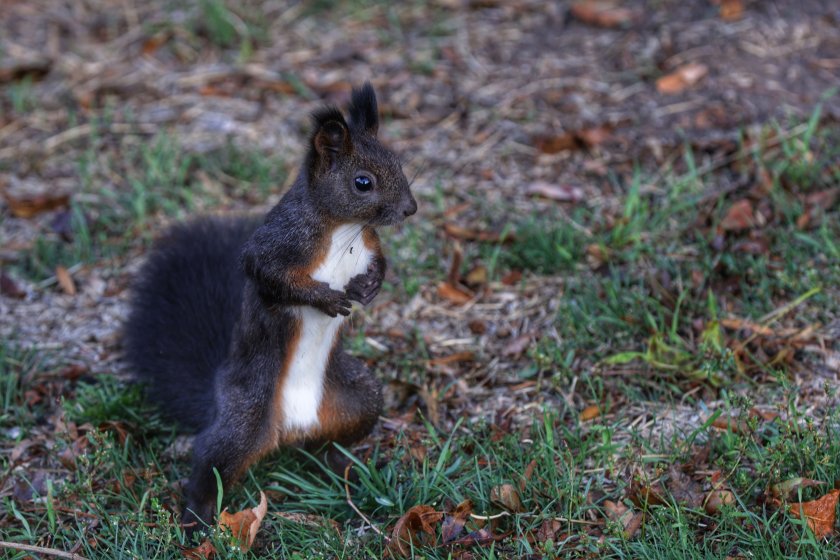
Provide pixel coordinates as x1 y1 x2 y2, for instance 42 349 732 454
348 82 379 136
311 107 351 157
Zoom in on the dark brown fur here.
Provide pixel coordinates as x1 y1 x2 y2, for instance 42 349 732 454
123 83 416 533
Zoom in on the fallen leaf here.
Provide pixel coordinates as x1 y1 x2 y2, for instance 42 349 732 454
520 459 538 492
468 319 487 334
443 223 514 244
1 273 25 299
182 539 216 559
720 199 755 231
442 499 474 544
437 281 474 305
570 1 637 28
500 270 522 285
580 405 601 421
719 0 743 21
797 189 838 229
3 191 71 218
666 467 705 508
217 491 268 552
386 505 443 558
533 132 577 154
55 266 76 296
490 483 523 512
629 477 668 508
526 182 585 203
603 500 643 538
704 489 735 514
427 351 475 368
711 416 751 435
535 518 564 544
449 528 510 546
656 63 709 94
789 489 840 539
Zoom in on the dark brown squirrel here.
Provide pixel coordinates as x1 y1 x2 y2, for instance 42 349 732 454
123 83 417 530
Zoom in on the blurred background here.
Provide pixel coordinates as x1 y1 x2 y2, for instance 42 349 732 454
1 1 839 558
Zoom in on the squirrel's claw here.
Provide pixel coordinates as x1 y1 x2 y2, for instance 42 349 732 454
345 271 382 306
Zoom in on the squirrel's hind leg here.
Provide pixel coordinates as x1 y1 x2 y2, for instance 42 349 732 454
316 350 383 446
183 388 275 535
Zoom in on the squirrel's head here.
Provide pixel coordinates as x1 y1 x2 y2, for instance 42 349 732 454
305 83 417 226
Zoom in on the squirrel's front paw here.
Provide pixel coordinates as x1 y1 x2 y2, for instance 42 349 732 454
314 284 352 317
345 269 382 306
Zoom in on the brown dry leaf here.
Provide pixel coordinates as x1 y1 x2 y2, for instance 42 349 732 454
3 191 71 218
490 483 523 512
55 266 76 296
570 1 637 28
500 270 522 286
789 489 840 539
443 223 514 244
719 0 744 21
386 505 443 558
1 273 26 299
437 281 474 305
711 416 751 435
182 539 216 559
629 478 668 508
603 500 643 538
535 518 564 544
720 199 755 231
217 491 268 552
520 459 538 492
533 132 577 154
577 125 613 148
797 188 838 230
580 405 601 421
442 499 474 544
704 489 735 514
526 182 585 203
666 467 705 508
427 351 475 368
656 63 709 94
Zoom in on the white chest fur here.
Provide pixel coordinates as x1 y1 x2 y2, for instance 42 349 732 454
280 224 373 432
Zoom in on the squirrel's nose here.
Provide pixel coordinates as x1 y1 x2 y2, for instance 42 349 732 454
402 196 418 218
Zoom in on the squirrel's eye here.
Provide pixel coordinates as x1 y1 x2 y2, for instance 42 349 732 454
354 176 373 192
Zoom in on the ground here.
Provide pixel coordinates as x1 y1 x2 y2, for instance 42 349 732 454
1 1 839 558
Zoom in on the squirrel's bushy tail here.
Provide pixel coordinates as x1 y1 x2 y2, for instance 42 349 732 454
123 216 259 431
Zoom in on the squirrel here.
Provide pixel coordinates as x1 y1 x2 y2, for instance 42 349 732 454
123 83 417 530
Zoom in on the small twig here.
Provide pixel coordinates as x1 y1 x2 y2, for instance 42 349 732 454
343 464 388 540
469 511 510 521
0 540 89 560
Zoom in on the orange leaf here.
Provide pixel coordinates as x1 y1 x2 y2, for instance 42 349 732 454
656 63 709 94
3 191 70 218
182 539 216 559
55 265 76 296
720 199 755 231
217 491 268 552
570 1 637 28
719 0 743 21
437 281 473 305
386 505 443 558
580 405 601 421
427 351 475 368
789 489 840 539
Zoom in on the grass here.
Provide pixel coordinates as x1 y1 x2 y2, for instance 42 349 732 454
3 337 840 558
10 126 287 282
2 95 839 559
